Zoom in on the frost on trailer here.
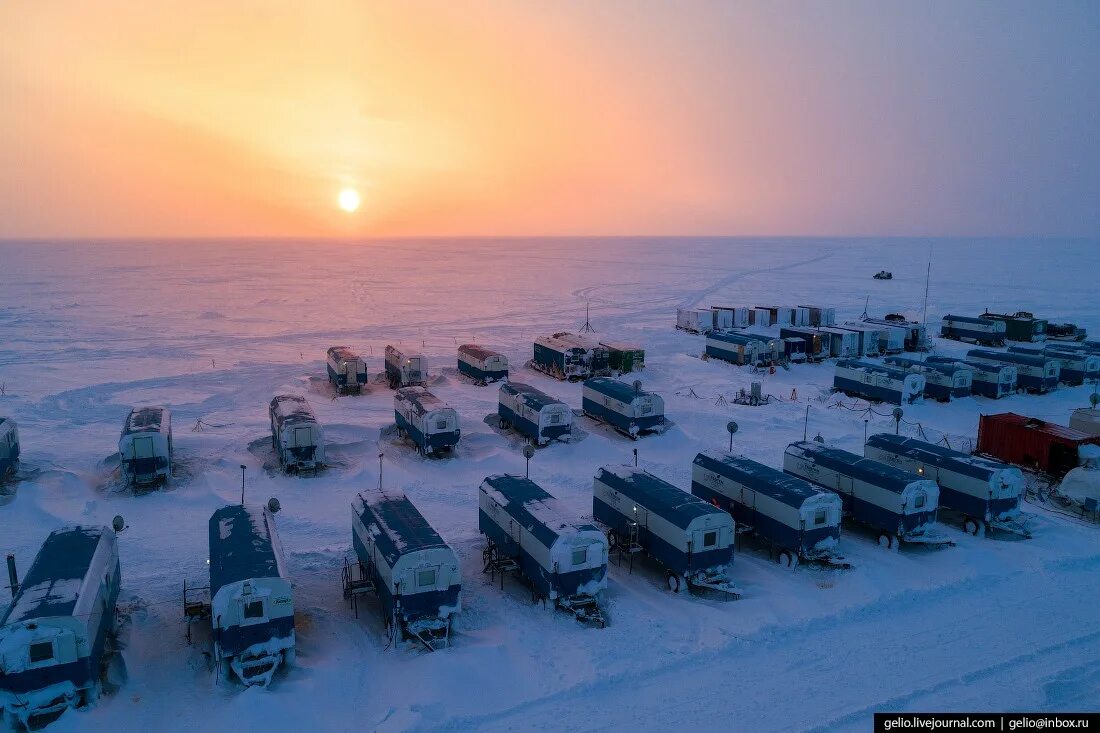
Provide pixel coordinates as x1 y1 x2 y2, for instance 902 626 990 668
118 406 172 488
0 526 120 730
691 452 845 568
384 345 425 389
926 357 1017 399
479 475 608 626
394 387 460 456
0 418 19 480
326 346 368 394
497 382 572 446
966 350 1060 394
832 359 925 405
268 395 324 472
883 356 973 402
1007 345 1100 386
592 466 739 597
457 344 509 385
939 315 1006 347
599 341 645 374
705 331 768 367
783 441 947 548
207 505 294 687
349 490 461 649
531 332 609 381
581 378 665 439
864 434 1030 537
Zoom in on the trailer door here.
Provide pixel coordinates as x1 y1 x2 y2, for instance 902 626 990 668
294 426 313 448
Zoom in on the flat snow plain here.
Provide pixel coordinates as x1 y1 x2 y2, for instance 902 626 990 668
1 238 1098 732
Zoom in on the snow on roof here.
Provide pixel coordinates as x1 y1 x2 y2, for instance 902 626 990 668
968 350 1055 367
982 413 1097 442
458 344 504 362
2 526 108 625
942 314 1005 327
707 331 763 347
595 465 722 531
865 433 1016 483
355 489 451 569
694 451 829 510
583 377 651 403
327 346 361 362
500 382 566 411
269 395 317 427
598 341 643 353
122 406 168 436
0 417 13 435
787 441 924 495
395 386 450 414
208 505 285 596
884 357 968 377
386 345 424 360
835 359 914 380
482 475 598 550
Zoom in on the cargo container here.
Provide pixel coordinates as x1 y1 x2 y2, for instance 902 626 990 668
676 309 716 334
600 341 645 374
980 311 1047 343
782 337 807 363
757 306 793 327
712 306 750 328
751 308 773 328
798 305 836 327
977 413 1100 477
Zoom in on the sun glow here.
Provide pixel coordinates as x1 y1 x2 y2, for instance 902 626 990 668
338 187 361 213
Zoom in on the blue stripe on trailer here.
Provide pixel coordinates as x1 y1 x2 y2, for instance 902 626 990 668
581 378 665 438
966 350 1060 393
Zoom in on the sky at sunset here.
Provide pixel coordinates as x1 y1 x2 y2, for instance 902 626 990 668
1 1 1098 239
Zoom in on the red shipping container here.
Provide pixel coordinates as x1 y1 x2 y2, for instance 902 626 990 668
977 412 1100 476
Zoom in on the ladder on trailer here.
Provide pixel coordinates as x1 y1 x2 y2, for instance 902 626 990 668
609 520 644 572
342 555 376 618
182 580 211 644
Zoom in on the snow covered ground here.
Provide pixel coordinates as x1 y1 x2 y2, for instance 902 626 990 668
1 237 1098 732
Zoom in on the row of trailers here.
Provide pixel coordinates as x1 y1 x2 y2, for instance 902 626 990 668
940 312 1089 347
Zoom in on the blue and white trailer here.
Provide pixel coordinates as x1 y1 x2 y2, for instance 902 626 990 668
394 387 460 456
352 490 461 648
0 418 19 480
864 434 1030 537
691 452 844 567
850 320 905 354
532 333 609 381
457 344 508 385
497 382 572 446
208 505 294 687
865 317 929 352
783 441 946 548
817 327 861 358
593 466 738 595
966 350 1060 394
835 324 883 357
940 315 1006 346
269 395 325 472
384 345 425 389
779 327 828 361
1007 345 1100 386
581 378 665 439
0 526 120 729
479 475 608 625
883 356 973 402
118 406 172 488
832 359 925 405
326 346 368 394
705 331 768 366
926 357 1017 399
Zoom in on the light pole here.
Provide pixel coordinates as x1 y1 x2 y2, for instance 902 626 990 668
803 405 810 441
239 465 247 505
892 407 904 435
523 444 535 478
727 421 739 452
864 418 869 443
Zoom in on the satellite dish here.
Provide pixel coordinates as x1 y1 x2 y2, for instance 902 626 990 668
892 407 904 422
267 497 281 514
726 421 739 435
813 433 825 443
111 515 126 533
523 444 536 460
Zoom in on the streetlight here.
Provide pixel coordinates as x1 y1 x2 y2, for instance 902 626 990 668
864 418 869 443
892 407 904 435
523 444 535 478
726 421 739 452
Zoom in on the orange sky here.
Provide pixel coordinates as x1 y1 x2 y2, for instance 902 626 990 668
2 2 1098 238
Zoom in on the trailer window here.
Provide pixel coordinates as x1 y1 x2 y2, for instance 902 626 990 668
814 509 827 526
549 413 561 425
572 548 587 566
435 419 448 430
294 427 312 447
418 569 437 587
243 600 265 620
29 642 53 663
913 494 926 509
703 531 717 548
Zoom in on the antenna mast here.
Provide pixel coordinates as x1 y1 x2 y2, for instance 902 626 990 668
579 301 595 333
921 245 933 358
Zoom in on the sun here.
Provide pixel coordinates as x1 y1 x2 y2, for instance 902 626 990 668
337 187 361 213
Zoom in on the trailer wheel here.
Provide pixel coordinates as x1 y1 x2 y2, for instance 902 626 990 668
777 550 796 569
877 532 894 549
666 572 682 593
963 518 985 536
607 529 618 548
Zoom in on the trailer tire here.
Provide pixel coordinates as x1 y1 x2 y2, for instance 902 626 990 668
607 529 618 548
666 572 682 593
877 532 894 549
964 517 984 536
777 550 796 569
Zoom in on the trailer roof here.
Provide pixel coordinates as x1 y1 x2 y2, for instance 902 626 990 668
327 346 360 362
583 377 650 403
208 505 285 596
0 416 12 432
458 344 504 361
269 395 317 426
395 386 449 413
884 357 968 377
594 466 723 531
835 359 914 380
967 350 1054 367
122 406 168 436
865 434 1012 482
787 441 922 494
927 357 1010 376
500 382 565 411
385 344 424 360
942 314 1005 327
481 475 598 549
2 526 107 625
598 341 643 353
980 413 1095 442
355 489 450 568
707 331 762 347
694 451 827 509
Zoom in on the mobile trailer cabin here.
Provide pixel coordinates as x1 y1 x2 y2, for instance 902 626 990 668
883 357 973 402
457 344 509 384
352 490 461 647
581 378 665 439
751 308 773 328
783 441 943 547
0 418 19 480
778 328 827 361
868 316 928 351
966 350 1060 394
1046 322 1087 342
977 413 1100 477
854 320 905 354
1007 346 1099 386
479 475 608 625
394 387 460 456
600 341 645 374
926 357 1017 399
757 306 793 327
817 327 861 358
832 359 925 405
269 395 324 472
782 337 808 363
676 309 716 334
208 505 294 687
0 526 120 729
798 305 836 327
118 406 172 488
940 315 1006 347
498 382 572 446
711 306 750 328
532 333 609 381
980 312 1047 343
384 346 426 389
691 452 843 566
864 434 1028 536
592 466 736 595
835 324 883 357
705 331 768 367
326 346 368 394
737 333 782 362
